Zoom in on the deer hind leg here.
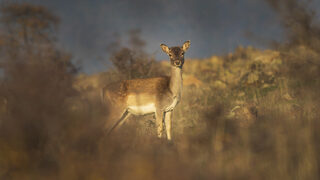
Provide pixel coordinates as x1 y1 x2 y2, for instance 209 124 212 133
164 111 173 140
107 109 131 135
155 110 164 138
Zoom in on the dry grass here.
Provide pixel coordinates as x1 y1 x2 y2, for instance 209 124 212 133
1 47 319 180
20 45 315 180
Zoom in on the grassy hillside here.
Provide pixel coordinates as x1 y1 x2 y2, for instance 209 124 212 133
57 46 319 179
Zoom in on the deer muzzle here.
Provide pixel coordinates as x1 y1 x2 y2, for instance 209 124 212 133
173 60 182 66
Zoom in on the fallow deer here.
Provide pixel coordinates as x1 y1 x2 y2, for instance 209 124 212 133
101 41 190 140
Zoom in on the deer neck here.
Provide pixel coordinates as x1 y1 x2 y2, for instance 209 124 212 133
169 66 183 98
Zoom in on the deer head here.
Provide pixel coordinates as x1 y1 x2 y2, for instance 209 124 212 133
160 40 190 68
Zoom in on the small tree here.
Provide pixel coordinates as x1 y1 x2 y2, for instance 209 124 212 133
0 3 59 45
108 29 164 80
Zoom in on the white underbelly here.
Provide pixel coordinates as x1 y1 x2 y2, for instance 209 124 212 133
128 103 156 115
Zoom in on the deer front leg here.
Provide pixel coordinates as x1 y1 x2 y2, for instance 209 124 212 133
164 96 179 112
155 110 164 138
164 111 172 140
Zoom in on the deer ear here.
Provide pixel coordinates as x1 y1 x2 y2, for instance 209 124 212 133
182 40 190 51
160 44 170 54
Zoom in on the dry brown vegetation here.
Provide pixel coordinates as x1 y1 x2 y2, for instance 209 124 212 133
0 1 320 180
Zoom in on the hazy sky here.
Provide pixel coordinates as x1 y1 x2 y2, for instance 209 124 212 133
19 0 320 73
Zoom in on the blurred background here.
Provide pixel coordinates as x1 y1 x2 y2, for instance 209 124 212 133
0 0 320 179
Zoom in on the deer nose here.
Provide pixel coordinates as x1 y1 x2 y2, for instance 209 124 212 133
174 61 181 66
